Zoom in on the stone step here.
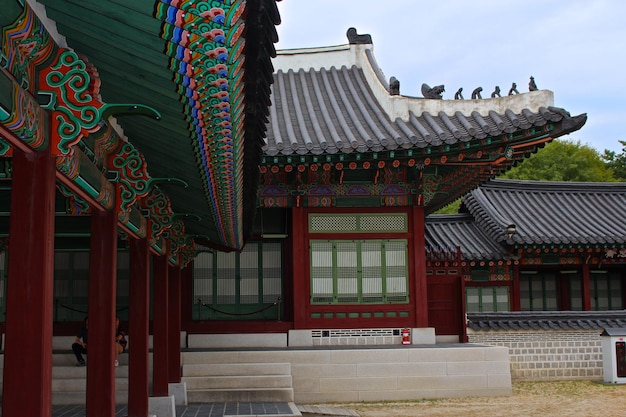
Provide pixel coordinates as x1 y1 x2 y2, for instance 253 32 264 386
187 387 294 403
181 361 294 403
51 333 188 351
182 362 291 377
0 352 132 367
187 333 287 349
183 374 292 390
52 365 129 379
51 353 131 367
52 375 129 392
52 390 128 405
183 350 297 365
50 365 129 406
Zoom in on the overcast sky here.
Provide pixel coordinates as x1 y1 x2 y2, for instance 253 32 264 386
274 0 625 153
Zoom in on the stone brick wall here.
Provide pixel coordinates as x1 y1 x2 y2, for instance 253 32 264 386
467 329 604 381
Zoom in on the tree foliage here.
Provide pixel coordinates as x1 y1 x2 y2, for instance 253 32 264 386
436 199 461 214
499 139 617 182
434 139 620 214
602 140 626 181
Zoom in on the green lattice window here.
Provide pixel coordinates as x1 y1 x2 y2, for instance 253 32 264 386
520 270 587 311
193 242 283 320
519 271 558 311
564 271 583 311
310 239 408 304
52 251 131 321
466 286 510 312
591 271 623 310
309 213 407 233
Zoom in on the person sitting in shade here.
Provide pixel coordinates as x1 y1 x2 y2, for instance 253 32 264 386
114 316 127 367
72 316 88 366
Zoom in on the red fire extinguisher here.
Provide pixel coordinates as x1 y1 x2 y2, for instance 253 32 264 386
401 328 411 345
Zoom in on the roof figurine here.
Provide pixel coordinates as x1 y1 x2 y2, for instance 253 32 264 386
454 88 464 100
529 76 538 91
508 82 520 95
421 83 445 99
491 86 501 98
471 86 483 99
389 76 400 95
346 27 372 44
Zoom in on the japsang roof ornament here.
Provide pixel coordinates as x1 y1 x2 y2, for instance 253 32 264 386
260 28 587 212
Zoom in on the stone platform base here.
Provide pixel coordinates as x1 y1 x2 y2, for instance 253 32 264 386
182 343 511 403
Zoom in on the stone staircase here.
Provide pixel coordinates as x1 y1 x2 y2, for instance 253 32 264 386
9 351 294 405
0 352 130 405
1 334 297 405
182 358 294 403
50 352 130 405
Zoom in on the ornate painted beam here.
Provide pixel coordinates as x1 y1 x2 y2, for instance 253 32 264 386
0 3 200 259
155 0 248 248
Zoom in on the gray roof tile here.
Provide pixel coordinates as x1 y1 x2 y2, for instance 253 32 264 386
425 214 514 261
425 179 626 261
467 311 626 332
265 65 579 156
462 179 626 246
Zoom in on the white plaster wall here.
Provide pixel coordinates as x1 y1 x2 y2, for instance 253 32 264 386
273 43 555 122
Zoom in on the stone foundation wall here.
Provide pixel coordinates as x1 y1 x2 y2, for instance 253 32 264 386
467 329 604 381
182 344 512 403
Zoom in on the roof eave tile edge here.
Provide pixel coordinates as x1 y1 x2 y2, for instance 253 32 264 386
27 0 68 48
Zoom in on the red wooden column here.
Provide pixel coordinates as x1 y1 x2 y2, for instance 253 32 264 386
168 262 184 382
86 204 118 417
181 258 193 323
291 206 307 328
411 206 429 327
128 236 151 417
152 250 169 395
2 146 56 417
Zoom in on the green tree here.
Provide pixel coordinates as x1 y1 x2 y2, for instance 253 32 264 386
500 139 616 182
435 139 618 214
602 140 626 181
436 199 461 214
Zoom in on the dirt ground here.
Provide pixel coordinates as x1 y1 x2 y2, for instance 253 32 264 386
308 380 626 417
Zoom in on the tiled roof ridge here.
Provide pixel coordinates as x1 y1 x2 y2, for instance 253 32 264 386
483 178 626 193
425 213 515 261
469 311 626 320
266 65 580 157
467 311 626 332
272 39 563 118
462 188 514 243
462 178 626 246
426 213 475 223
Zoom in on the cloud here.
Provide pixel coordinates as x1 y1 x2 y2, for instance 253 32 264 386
275 0 626 152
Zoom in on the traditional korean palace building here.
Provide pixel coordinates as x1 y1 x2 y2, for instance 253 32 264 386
1 0 625 413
